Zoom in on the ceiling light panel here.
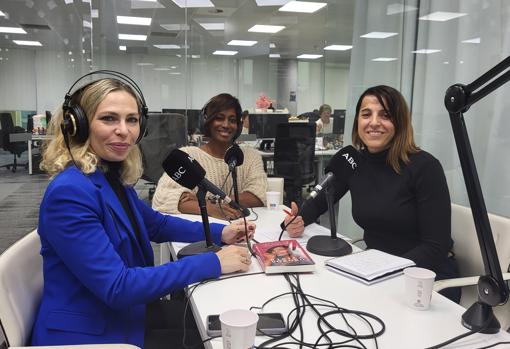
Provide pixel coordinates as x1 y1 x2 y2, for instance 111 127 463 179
386 3 417 15
279 1 327 13
91 9 99 18
255 0 290 5
269 53 281 58
213 50 238 55
462 37 480 44
160 24 190 31
118 33 147 41
0 27 27 34
228 40 257 46
361 32 398 39
297 54 322 59
198 22 224 30
248 25 285 33
0 10 6 17
412 49 441 54
153 44 181 49
117 16 152 26
372 57 398 61
419 11 467 22
119 45 127 51
171 0 214 8
13 40 42 46
324 44 352 51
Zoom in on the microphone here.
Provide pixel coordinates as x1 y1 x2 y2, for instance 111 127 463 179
224 143 244 170
162 149 250 217
305 145 360 257
308 145 359 199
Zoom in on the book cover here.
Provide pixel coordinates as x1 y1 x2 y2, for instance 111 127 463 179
252 240 315 274
326 249 415 285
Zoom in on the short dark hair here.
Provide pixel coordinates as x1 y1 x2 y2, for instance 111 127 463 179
203 93 242 137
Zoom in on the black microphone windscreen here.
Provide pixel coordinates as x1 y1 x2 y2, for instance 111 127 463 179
162 149 206 190
224 144 244 167
324 145 360 181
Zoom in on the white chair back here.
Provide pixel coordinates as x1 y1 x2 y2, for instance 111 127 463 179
451 204 510 329
266 177 284 205
0 230 43 347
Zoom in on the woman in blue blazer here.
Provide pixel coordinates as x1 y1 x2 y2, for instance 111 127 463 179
32 74 254 348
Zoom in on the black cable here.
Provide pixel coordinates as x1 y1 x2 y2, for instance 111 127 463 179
475 341 510 349
278 200 309 241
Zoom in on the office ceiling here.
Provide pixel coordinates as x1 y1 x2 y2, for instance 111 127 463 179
0 0 354 63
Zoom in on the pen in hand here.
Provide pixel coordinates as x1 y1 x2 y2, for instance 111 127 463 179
283 209 293 216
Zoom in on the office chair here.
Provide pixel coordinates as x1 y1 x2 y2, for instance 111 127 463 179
273 123 316 206
434 203 510 331
0 230 140 349
138 113 187 201
0 113 28 172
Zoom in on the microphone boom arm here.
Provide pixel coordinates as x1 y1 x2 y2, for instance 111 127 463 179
444 56 510 333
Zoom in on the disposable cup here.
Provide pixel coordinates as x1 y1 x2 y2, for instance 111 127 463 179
220 309 259 349
266 191 280 210
404 267 436 310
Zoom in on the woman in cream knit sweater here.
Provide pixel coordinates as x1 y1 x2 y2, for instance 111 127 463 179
152 94 267 220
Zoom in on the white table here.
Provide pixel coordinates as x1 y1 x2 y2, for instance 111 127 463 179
170 207 510 349
9 133 52 174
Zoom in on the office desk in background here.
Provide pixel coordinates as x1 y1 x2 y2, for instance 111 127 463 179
170 208 510 349
9 133 52 174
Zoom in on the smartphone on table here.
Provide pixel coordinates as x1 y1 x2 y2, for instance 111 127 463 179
206 312 287 337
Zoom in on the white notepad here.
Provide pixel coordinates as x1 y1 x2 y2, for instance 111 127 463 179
325 249 415 285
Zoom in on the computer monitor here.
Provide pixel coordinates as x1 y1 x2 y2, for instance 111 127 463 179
248 114 289 139
333 109 346 134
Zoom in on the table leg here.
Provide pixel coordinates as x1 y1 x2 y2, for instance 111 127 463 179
28 139 32 175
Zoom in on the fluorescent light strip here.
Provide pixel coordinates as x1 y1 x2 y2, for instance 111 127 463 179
154 67 172 71
248 25 285 33
153 44 181 49
119 45 126 51
419 11 467 22
279 1 327 13
297 54 322 59
269 43 276 48
198 23 224 30
324 44 352 51
269 53 281 58
412 49 441 54
0 10 6 17
13 40 42 46
0 27 27 34
117 16 152 26
255 0 290 6
462 37 480 44
372 57 398 62
386 3 417 15
171 0 214 8
213 50 238 56
160 24 190 31
137 62 154 66
361 32 398 39
228 40 257 46
118 33 147 41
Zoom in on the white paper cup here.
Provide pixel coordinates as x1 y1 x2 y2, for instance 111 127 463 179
404 267 436 310
266 191 280 210
220 309 259 349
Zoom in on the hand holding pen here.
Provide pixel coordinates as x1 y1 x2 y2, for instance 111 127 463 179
283 202 305 238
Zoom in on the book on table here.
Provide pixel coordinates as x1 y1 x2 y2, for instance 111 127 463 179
325 249 415 285
252 240 315 274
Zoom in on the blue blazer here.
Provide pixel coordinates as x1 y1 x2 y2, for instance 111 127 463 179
31 167 224 347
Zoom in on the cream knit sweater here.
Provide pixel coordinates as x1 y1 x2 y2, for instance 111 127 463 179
152 146 267 214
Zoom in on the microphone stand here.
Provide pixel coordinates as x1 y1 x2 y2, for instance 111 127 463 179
306 186 352 257
444 56 510 333
177 185 222 258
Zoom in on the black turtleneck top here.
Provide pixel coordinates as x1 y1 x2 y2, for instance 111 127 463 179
102 161 142 245
302 149 453 274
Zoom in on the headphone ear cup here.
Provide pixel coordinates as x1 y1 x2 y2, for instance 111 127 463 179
63 105 89 143
198 107 207 135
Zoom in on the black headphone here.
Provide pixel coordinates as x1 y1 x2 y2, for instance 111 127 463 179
199 94 243 142
62 70 148 144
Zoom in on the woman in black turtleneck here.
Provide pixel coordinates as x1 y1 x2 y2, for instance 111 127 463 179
284 85 460 302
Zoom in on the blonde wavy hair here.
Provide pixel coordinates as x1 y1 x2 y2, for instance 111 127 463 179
352 85 419 174
40 78 143 185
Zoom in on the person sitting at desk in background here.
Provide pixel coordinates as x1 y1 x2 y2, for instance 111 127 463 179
152 93 267 220
241 109 250 134
315 104 333 134
33 77 255 349
284 85 460 303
